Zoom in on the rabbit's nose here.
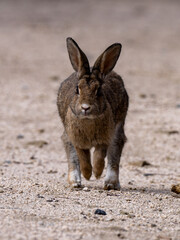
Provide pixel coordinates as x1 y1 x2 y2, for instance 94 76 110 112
81 103 90 111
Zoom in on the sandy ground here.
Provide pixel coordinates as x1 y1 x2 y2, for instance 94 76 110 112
0 0 180 239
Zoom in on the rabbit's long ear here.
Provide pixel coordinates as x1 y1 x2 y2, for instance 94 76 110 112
92 43 121 78
66 38 90 78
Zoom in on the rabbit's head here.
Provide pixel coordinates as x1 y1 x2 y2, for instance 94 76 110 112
67 38 122 119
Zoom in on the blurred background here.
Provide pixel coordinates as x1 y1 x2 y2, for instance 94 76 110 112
0 0 179 159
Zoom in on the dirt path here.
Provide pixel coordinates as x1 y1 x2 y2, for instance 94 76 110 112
0 0 180 239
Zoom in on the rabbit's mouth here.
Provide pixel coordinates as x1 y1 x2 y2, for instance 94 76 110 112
81 108 91 116
80 112 95 119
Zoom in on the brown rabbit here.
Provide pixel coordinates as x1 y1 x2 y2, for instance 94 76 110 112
57 38 129 190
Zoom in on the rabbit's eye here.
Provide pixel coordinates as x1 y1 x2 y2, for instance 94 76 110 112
76 86 79 95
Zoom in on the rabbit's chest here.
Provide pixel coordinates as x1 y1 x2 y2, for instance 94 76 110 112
66 115 114 149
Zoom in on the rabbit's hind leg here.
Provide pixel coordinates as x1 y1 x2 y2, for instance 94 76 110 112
93 145 107 179
104 123 126 190
75 148 92 180
61 132 81 187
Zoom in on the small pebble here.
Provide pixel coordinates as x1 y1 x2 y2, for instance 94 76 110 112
144 173 155 177
139 93 147 99
37 194 44 199
4 160 11 164
83 187 90 192
26 140 48 148
117 233 125 238
171 184 180 194
151 224 157 228
38 129 45 133
167 130 179 135
94 209 107 215
47 170 58 174
0 189 4 193
129 160 151 167
17 134 24 139
50 75 59 81
128 181 133 185
106 216 114 221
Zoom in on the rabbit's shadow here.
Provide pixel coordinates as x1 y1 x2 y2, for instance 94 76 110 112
74 184 175 197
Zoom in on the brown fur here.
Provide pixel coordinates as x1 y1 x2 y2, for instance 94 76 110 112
57 38 129 190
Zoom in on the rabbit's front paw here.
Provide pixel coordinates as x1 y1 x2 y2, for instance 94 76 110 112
71 181 81 188
104 167 120 190
104 181 120 190
68 169 81 188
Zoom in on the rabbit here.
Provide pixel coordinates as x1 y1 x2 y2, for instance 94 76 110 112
57 38 129 190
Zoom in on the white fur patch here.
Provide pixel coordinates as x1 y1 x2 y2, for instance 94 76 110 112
105 165 118 182
69 169 81 183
